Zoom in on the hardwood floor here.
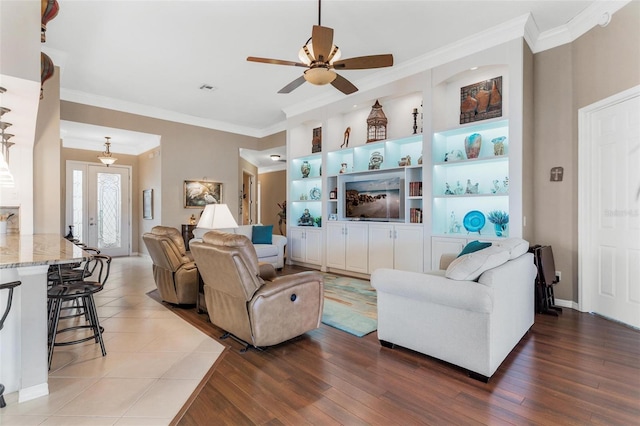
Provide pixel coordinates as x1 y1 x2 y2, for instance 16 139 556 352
161 266 640 425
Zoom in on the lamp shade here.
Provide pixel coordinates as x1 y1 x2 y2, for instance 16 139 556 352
197 204 238 229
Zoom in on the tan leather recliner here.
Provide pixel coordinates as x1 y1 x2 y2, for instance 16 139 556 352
143 226 198 305
190 230 324 349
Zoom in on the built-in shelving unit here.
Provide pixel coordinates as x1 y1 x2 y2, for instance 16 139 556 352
285 38 532 274
431 119 510 236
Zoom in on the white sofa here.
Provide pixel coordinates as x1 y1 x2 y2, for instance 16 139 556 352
191 225 287 269
371 239 537 381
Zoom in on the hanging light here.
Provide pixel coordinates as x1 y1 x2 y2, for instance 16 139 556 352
98 137 117 166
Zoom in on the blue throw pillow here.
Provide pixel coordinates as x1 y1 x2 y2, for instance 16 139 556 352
252 225 273 244
457 240 492 257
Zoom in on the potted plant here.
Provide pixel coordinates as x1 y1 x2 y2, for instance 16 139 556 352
314 216 322 228
487 210 509 237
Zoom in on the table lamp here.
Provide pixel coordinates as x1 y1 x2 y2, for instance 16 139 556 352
196 204 238 230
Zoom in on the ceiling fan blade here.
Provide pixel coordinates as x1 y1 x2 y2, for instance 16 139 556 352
278 75 307 94
247 57 307 67
332 54 394 70
331 74 358 95
311 25 334 62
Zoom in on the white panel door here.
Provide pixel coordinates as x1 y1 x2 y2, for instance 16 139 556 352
394 225 424 273
326 223 346 269
344 223 368 273
580 88 640 328
88 165 131 257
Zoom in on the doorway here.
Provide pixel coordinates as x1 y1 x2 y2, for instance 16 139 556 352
242 171 254 225
66 161 132 257
579 85 640 329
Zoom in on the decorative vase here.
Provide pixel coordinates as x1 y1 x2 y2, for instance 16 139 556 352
494 223 507 237
491 136 506 156
464 133 482 159
301 161 310 178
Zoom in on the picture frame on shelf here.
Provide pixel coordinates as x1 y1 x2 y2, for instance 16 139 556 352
143 189 153 219
460 76 502 124
184 180 222 208
312 127 322 153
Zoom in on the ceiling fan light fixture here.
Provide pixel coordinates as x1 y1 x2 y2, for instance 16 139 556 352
298 42 341 65
304 67 337 85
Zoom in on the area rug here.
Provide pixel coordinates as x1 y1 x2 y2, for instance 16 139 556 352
321 273 377 337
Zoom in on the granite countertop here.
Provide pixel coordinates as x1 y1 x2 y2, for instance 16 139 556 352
0 234 88 269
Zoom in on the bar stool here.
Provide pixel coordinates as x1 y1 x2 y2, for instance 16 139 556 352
0 280 21 408
47 255 111 370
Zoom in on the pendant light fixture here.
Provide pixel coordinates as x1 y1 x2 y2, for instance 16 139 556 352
98 137 117 166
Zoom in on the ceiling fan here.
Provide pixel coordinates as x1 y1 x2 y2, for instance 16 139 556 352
247 0 393 95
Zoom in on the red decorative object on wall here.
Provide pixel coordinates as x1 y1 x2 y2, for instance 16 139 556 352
40 52 54 99
41 0 59 42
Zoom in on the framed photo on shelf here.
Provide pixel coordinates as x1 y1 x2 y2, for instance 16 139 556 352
460 75 502 124
143 189 153 219
184 180 222 208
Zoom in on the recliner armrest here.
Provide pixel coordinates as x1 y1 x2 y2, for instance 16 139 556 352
258 262 277 281
256 271 323 297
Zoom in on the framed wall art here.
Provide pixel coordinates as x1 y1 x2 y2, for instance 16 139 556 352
460 76 502 124
184 180 222 208
143 189 153 219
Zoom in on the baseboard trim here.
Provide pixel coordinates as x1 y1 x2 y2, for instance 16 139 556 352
554 298 579 311
19 383 49 403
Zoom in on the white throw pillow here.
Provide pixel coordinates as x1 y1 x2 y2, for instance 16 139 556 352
493 238 529 259
445 245 510 281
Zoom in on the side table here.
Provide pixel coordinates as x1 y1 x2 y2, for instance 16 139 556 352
181 224 196 251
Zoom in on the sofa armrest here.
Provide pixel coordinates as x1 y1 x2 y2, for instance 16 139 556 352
371 268 493 313
272 234 287 248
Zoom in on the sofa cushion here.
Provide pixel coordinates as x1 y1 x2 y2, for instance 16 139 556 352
458 240 492 257
253 244 278 259
252 225 273 244
493 238 529 259
445 246 510 281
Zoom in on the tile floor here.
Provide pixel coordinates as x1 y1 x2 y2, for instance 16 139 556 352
0 256 224 426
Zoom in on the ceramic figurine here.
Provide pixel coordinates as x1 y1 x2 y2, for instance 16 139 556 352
368 151 383 170
492 136 506 156
503 176 509 193
298 209 314 226
340 162 348 174
491 179 500 194
301 160 311 178
454 181 464 195
444 183 454 195
465 179 479 194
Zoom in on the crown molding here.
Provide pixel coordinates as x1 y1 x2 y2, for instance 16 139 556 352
529 0 631 53
59 1 632 137
60 88 271 139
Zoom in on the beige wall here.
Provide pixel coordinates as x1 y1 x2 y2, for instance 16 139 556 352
138 147 162 253
34 68 61 233
533 1 640 302
60 102 262 254
259 170 287 236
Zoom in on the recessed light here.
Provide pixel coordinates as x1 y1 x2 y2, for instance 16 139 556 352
470 66 478 71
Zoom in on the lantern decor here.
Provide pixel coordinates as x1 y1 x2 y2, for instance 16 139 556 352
366 100 387 143
41 0 59 43
40 52 54 99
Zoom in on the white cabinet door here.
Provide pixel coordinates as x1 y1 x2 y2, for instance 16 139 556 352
345 223 368 273
305 228 322 266
326 223 346 269
368 224 394 272
289 228 306 263
394 225 424 273
431 236 466 270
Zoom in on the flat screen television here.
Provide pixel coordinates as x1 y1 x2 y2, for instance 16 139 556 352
344 176 402 221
